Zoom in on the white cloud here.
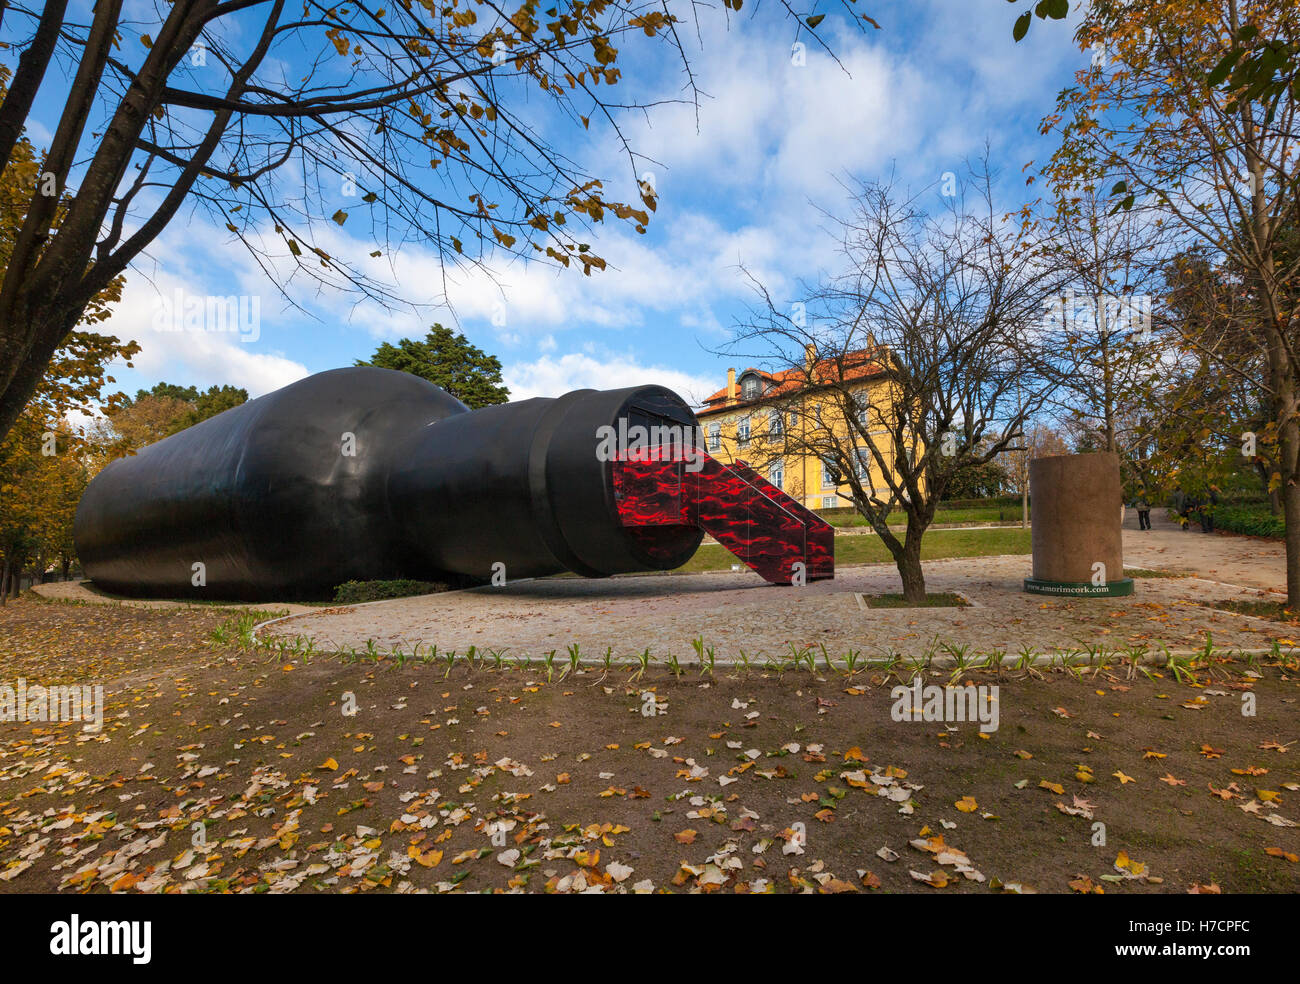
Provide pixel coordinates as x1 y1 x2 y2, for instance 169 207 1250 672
78 4 1086 407
109 266 311 398
504 351 718 406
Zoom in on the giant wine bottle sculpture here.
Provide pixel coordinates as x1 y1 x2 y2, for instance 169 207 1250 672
75 367 832 600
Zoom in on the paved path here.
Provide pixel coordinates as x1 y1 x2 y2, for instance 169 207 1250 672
260 536 1290 659
1122 508 1285 593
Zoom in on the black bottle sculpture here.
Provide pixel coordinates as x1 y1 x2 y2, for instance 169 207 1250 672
74 367 704 600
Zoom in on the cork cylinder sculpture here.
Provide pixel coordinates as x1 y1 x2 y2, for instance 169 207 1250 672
1023 451 1133 598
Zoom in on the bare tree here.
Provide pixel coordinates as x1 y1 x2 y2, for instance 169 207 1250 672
726 166 1061 602
1005 419 1071 526
1033 189 1169 465
0 0 869 441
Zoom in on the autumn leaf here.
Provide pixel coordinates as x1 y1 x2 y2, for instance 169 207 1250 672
1114 850 1146 877
910 869 951 888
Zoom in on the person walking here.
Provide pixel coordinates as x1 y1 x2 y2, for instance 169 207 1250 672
1135 493 1151 531
1171 487 1188 529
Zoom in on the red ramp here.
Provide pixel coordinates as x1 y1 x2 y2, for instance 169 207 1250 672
613 450 834 585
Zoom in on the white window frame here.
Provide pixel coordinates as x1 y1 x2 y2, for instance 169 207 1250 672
769 409 783 437
769 458 784 490
707 422 720 452
821 496 838 509
821 459 837 489
737 416 751 444
854 393 869 427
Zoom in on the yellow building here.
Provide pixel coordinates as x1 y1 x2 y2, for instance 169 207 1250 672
695 347 917 512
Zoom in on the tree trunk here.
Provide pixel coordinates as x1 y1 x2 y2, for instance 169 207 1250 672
1282 418 1300 610
896 529 926 603
0 556 8 606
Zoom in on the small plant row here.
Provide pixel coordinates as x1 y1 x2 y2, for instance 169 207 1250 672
209 618 1297 685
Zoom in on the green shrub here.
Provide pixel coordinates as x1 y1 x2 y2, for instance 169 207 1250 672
333 579 448 603
1213 505 1285 539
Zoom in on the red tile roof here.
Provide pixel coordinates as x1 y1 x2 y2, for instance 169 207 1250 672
697 349 887 416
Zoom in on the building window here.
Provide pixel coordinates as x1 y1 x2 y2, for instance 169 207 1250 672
854 393 869 427
769 410 783 437
821 459 837 489
707 423 720 452
737 417 750 444
821 496 838 509
855 447 871 480
769 459 784 490
789 411 798 430
741 375 760 401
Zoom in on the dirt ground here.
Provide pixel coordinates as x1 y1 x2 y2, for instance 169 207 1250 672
1 598 1297 894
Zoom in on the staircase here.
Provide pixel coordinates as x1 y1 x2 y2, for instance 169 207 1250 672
612 449 834 585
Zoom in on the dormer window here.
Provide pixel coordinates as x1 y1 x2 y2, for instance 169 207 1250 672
741 374 761 401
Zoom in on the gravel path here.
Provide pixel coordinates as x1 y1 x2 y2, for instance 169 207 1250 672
261 521 1291 658
1121 508 1285 592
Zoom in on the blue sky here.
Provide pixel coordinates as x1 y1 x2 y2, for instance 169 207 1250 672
13 0 1089 409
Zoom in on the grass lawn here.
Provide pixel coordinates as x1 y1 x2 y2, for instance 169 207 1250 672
858 592 969 609
1208 598 1300 624
676 526 1032 573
